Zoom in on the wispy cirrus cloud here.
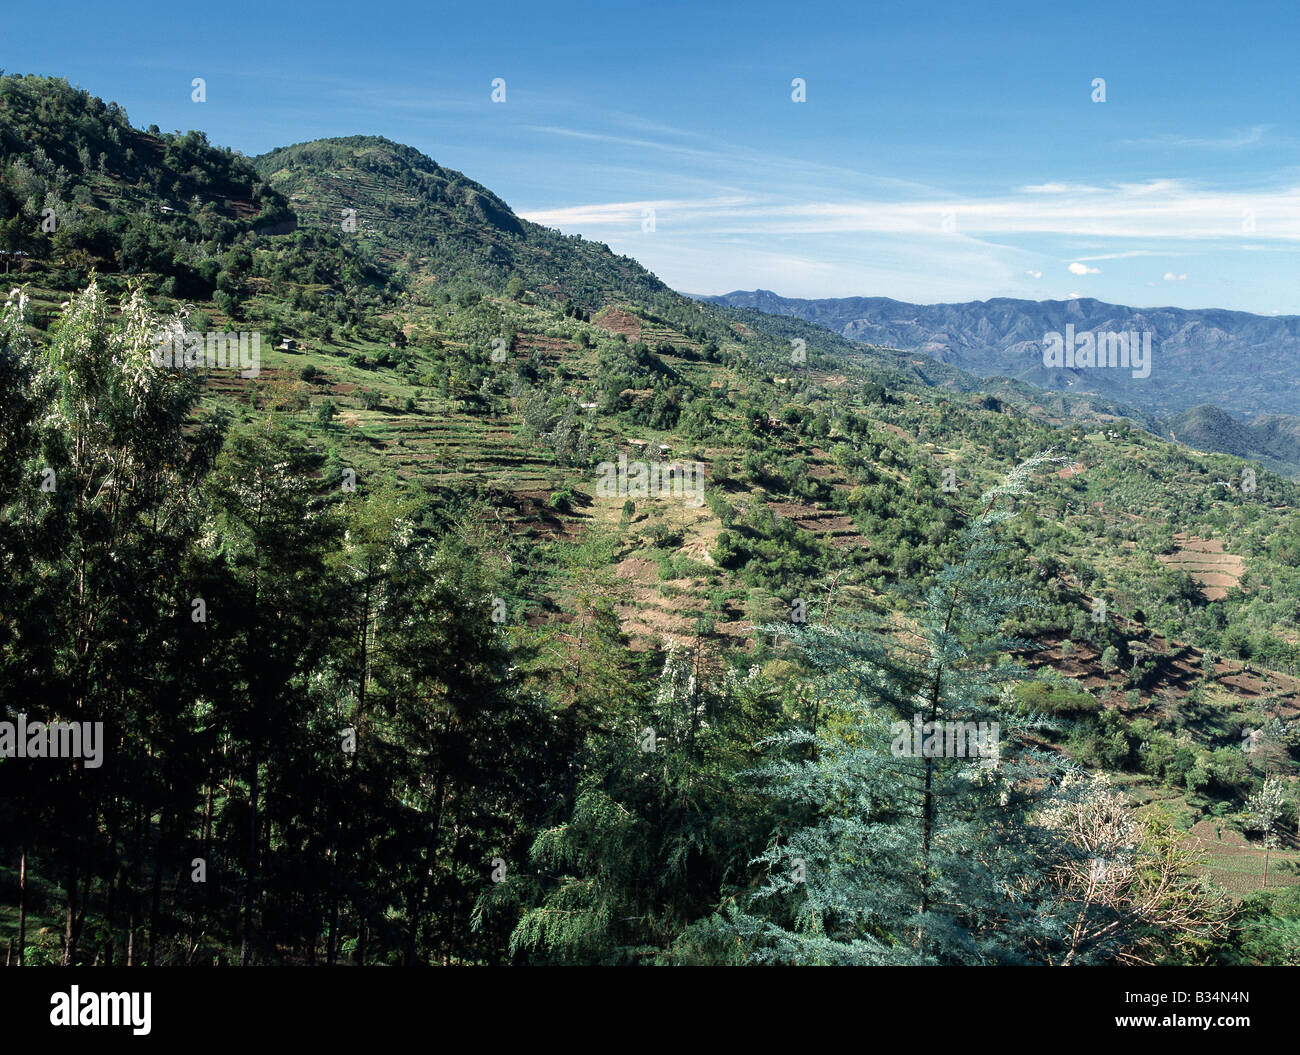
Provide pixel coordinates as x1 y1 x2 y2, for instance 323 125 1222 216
521 180 1300 241
1018 182 1104 194
1122 126 1269 149
1071 249 1176 262
523 195 756 227
522 123 946 196
518 178 1300 304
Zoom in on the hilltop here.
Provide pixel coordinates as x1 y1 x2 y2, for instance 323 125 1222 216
1169 404 1300 478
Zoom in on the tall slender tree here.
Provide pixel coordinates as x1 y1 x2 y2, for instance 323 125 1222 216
726 453 1078 964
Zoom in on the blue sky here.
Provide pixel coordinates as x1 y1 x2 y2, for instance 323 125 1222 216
6 0 1300 312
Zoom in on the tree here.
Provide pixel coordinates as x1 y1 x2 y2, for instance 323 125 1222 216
1036 772 1228 963
1245 776 1288 890
0 288 42 966
372 542 550 964
1 281 221 965
502 646 777 964
724 454 1076 964
202 420 343 964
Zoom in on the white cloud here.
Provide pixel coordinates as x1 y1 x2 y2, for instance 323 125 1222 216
515 174 1299 307
521 181 1300 243
1019 182 1104 194
523 196 752 227
1067 291 1083 299
1072 249 1173 262
1124 126 1268 150
1163 272 1188 281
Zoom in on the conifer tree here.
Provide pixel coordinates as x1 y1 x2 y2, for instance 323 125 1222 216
201 420 343 964
726 453 1077 964
503 646 778 964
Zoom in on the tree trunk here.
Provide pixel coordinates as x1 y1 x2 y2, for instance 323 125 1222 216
326 846 339 967
917 572 964 944
17 846 27 966
241 744 260 966
62 862 78 966
407 767 448 965
149 825 163 966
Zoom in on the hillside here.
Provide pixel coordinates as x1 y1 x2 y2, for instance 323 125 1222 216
3 72 1300 968
252 136 672 308
1168 404 1300 477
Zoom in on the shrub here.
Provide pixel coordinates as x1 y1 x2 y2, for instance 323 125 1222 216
1014 681 1100 717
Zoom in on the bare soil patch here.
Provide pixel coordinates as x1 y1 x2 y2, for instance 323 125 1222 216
1158 535 1245 600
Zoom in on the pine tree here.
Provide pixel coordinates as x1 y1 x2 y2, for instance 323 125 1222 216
725 453 1078 964
201 419 344 964
502 645 778 964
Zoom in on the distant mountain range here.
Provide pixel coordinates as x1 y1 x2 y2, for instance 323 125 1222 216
701 290 1300 421
701 290 1300 476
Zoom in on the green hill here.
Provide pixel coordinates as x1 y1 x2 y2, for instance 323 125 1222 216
1169 404 1300 477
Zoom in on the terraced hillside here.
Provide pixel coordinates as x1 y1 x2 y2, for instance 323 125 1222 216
1160 535 1247 602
